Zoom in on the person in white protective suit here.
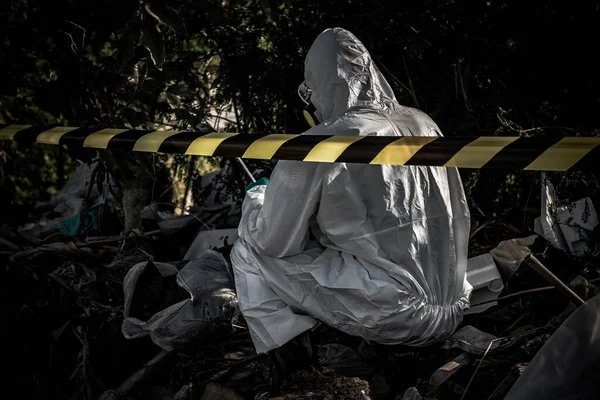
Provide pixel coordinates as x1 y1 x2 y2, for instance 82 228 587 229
231 27 472 354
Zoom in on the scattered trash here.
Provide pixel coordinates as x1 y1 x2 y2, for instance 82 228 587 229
399 387 423 400
173 383 194 400
98 350 171 400
184 228 238 260
442 326 501 355
195 166 243 224
19 161 118 238
534 174 599 256
570 275 592 300
201 382 243 400
428 352 471 391
122 251 238 351
59 208 101 235
318 344 371 377
213 354 275 395
465 253 504 314
6 162 600 400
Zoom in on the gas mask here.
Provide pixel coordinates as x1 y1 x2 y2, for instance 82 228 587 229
298 81 318 128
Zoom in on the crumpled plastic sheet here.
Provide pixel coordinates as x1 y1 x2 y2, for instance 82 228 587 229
197 167 242 217
20 162 118 237
184 228 238 261
505 293 600 400
441 325 499 356
400 387 423 400
121 250 238 351
318 344 371 377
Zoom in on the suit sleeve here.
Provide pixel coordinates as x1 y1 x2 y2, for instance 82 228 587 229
237 160 322 258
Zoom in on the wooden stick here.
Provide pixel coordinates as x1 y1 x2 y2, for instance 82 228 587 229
526 254 585 306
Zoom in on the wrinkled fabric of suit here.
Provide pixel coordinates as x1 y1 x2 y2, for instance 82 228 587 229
231 27 472 353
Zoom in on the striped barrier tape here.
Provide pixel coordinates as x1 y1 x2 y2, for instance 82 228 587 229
0 124 598 171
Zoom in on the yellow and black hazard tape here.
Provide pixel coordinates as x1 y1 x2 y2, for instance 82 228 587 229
1 124 599 171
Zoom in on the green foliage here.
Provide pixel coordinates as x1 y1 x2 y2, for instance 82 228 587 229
1 0 599 224
1 140 73 203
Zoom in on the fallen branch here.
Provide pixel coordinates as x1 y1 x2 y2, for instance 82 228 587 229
471 277 600 308
10 229 162 261
98 350 171 400
0 236 20 250
526 255 585 305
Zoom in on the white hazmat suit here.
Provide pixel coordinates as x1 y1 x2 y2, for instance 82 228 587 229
231 27 472 354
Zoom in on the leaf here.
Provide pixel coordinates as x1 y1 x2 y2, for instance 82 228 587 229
167 85 192 96
51 320 71 340
144 3 187 34
69 365 81 381
260 0 277 25
174 108 191 120
166 92 181 109
141 25 165 70
136 62 149 90
95 163 106 195
116 26 141 70
123 107 142 129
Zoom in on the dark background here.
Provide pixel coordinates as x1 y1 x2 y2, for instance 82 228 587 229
1 0 600 219
1 1 600 399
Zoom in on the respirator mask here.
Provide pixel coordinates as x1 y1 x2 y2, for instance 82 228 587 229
298 81 318 128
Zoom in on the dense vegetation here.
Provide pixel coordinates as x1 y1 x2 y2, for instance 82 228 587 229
1 0 599 225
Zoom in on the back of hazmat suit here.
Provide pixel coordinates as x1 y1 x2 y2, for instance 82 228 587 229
231 27 472 354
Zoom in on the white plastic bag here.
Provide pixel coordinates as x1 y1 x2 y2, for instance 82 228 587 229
121 251 238 351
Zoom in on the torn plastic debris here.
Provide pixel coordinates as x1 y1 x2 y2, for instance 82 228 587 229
534 173 599 256
318 344 371 377
59 209 100 235
121 250 238 351
400 387 423 400
212 354 275 396
35 161 116 217
428 353 471 392
154 211 208 236
201 383 244 400
173 384 194 400
20 162 118 237
196 167 242 219
98 350 171 400
505 293 600 400
184 228 238 261
465 253 504 314
441 326 500 355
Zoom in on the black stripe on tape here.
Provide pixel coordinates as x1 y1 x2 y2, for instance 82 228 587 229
158 131 206 154
483 136 563 170
406 136 478 166
13 125 58 145
336 135 399 164
107 130 152 151
58 128 102 147
571 146 600 172
272 135 329 161
214 134 267 158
